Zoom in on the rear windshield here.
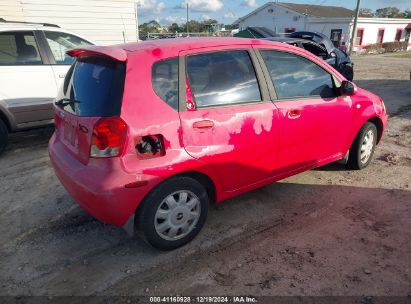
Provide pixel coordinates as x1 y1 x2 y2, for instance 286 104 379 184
56 56 126 116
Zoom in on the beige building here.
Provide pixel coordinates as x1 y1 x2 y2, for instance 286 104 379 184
0 0 138 45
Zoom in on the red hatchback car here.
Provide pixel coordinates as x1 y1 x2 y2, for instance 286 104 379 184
49 38 387 250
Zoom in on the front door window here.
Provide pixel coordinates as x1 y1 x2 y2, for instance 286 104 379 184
260 50 335 100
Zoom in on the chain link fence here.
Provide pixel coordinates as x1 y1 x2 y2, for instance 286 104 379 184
141 31 232 40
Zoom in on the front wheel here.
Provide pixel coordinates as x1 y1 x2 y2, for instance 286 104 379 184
347 122 377 170
136 176 209 250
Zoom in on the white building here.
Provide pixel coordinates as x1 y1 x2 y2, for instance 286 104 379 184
0 0 139 45
235 2 411 50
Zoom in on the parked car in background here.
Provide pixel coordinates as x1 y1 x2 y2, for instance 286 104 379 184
0 19 93 154
49 37 387 250
287 31 354 80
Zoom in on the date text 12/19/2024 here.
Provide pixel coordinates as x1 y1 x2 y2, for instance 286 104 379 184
149 296 257 303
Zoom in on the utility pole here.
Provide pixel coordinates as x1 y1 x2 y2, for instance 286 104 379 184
349 0 361 55
186 2 189 36
135 1 139 41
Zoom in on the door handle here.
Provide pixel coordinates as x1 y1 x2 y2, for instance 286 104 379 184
193 120 214 130
287 109 301 119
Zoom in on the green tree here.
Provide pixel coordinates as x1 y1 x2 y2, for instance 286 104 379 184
139 20 161 37
224 24 239 31
402 9 411 18
168 23 182 33
167 18 223 34
359 8 374 17
375 7 402 18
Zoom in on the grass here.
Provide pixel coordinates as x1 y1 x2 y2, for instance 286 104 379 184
390 53 411 58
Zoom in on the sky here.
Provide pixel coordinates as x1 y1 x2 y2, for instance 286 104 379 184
136 0 411 25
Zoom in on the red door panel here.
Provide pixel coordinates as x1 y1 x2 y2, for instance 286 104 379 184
274 97 352 170
180 103 280 191
255 47 353 171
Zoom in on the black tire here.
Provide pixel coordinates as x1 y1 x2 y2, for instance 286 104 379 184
347 122 377 170
340 64 354 81
0 119 8 155
136 176 209 250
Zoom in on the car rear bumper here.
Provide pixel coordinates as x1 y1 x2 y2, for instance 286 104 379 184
48 134 158 226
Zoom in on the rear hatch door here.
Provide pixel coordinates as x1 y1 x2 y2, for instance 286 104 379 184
54 51 126 164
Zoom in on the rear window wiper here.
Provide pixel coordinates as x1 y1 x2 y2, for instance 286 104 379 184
55 98 80 106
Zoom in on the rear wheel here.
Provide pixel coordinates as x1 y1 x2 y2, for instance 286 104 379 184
136 176 209 250
0 119 8 155
347 122 377 170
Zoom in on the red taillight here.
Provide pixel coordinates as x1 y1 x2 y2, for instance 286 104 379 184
90 117 127 158
54 113 62 130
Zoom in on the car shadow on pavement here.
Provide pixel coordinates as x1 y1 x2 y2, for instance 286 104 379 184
314 162 347 171
4 126 54 154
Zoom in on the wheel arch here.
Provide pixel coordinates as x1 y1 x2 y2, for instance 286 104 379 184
133 170 217 221
175 171 217 205
367 116 383 144
0 109 11 132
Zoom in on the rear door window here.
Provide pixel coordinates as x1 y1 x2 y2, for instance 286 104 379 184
57 56 125 116
152 57 178 110
260 50 335 99
186 50 261 107
0 31 42 65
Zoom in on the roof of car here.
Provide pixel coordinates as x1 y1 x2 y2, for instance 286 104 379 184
122 37 274 52
0 24 60 31
277 2 354 18
0 20 95 44
234 2 353 23
0 19 60 31
69 37 287 62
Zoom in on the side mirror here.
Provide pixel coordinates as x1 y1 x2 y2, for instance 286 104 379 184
340 80 356 96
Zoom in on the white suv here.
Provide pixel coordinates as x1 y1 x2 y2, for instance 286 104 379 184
0 19 93 153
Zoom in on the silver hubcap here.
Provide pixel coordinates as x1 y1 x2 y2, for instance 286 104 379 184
360 129 375 164
154 190 201 241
